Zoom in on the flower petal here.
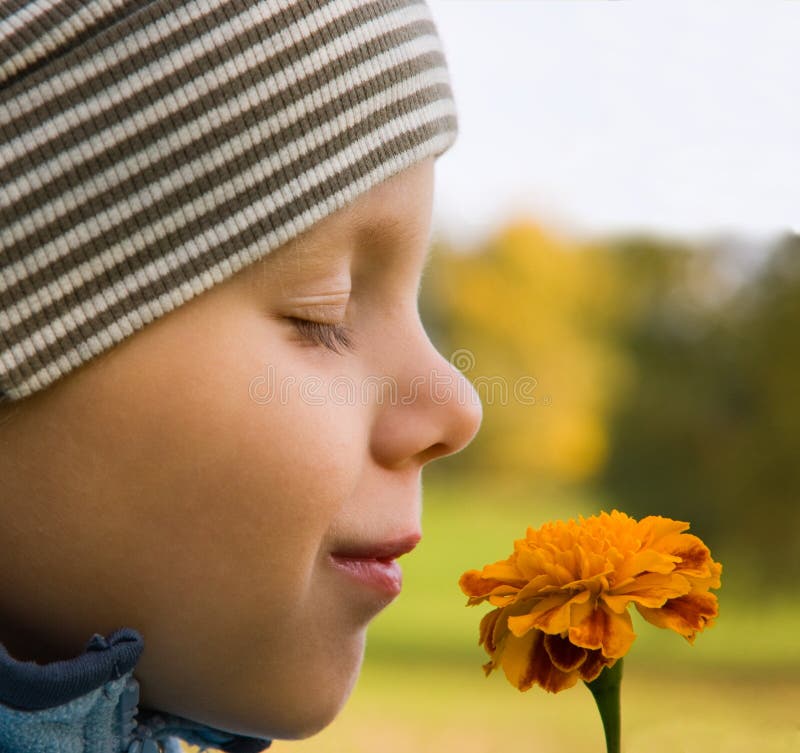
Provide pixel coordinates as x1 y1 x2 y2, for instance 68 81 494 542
500 628 580 694
603 571 691 612
508 594 568 636
614 548 679 582
638 515 691 544
578 651 616 683
478 607 503 653
636 589 719 642
544 633 587 672
459 569 522 601
569 604 636 658
498 626 539 691
515 574 561 600
486 588 524 607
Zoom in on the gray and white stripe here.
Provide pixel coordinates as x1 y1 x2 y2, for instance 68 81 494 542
0 0 458 402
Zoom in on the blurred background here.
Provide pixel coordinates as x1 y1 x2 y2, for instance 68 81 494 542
269 2 800 752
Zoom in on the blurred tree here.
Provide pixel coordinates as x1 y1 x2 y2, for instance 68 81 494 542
420 217 627 484
598 236 735 536
723 234 800 583
422 218 799 588
600 232 800 587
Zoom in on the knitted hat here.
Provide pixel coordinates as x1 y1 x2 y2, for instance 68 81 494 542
0 0 458 404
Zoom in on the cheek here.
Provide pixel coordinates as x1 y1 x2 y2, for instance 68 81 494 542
115 307 371 734
121 315 364 596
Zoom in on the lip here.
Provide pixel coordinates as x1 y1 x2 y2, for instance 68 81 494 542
329 533 421 598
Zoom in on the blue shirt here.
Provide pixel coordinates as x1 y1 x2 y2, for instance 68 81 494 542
0 627 272 753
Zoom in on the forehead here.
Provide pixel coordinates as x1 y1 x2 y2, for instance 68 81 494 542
258 159 434 278
315 157 434 252
354 158 434 246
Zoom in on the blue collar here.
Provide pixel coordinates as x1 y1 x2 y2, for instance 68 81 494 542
0 627 271 753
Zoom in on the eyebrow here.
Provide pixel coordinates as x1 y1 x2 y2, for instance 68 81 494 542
357 214 431 263
360 215 408 243
363 216 437 301
260 213 432 293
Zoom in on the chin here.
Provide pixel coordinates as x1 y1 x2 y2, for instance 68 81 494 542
239 675 361 741
225 631 367 741
271 695 351 741
197 679 358 743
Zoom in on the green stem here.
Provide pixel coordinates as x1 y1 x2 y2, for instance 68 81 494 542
584 658 623 753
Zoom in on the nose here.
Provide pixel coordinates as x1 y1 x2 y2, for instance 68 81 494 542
369 331 483 469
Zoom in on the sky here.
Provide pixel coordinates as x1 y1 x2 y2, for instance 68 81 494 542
426 1 800 247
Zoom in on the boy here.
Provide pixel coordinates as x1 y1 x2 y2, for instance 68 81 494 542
0 1 482 752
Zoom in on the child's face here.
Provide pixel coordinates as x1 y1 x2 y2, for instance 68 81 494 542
0 158 482 739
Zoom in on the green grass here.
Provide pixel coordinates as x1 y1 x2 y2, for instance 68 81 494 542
269 478 800 752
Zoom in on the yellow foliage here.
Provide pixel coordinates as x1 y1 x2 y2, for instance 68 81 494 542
425 217 628 483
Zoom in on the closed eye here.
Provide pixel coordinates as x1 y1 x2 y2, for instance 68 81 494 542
286 317 356 355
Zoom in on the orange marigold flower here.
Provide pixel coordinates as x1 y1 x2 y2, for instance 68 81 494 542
458 510 722 694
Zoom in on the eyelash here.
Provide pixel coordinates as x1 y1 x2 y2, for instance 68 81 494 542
287 317 356 354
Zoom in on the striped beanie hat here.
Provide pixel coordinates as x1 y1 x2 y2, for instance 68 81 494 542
0 0 458 404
